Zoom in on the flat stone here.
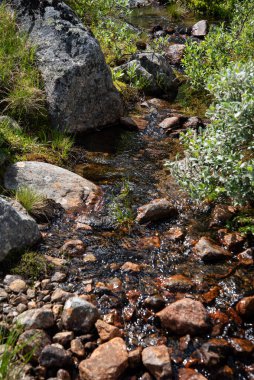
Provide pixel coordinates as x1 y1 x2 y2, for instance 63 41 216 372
51 288 72 303
161 275 194 292
95 319 121 342
194 237 232 262
61 240 86 255
16 308 54 330
79 337 128 380
121 262 141 272
136 198 178 224
45 255 67 267
157 298 209 335
142 345 172 380
159 117 180 130
62 297 99 333
4 162 99 210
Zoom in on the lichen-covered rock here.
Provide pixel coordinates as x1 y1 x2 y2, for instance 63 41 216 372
16 309 55 330
11 0 123 132
4 161 98 210
0 197 40 262
79 337 128 380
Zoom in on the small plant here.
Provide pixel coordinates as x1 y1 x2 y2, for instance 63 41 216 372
126 62 152 91
12 251 50 280
50 130 74 160
15 186 45 214
0 325 34 380
110 179 135 228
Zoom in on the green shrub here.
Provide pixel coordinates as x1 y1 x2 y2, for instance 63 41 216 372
167 60 254 205
179 0 235 17
182 0 254 90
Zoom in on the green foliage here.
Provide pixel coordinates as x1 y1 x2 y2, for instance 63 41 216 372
126 62 152 91
110 179 135 228
179 0 235 17
15 186 45 214
67 0 138 64
0 3 46 122
167 60 254 205
0 325 34 380
12 251 50 280
182 0 254 90
166 2 186 20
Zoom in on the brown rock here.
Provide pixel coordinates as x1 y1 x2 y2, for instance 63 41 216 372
57 369 71 380
121 262 141 272
157 298 209 335
136 198 178 224
236 295 254 319
61 239 86 256
51 288 72 303
79 337 128 380
165 227 185 242
53 332 74 347
161 275 194 292
70 338 85 357
237 248 254 266
95 319 121 342
178 368 208 380
9 279 27 293
16 308 54 330
194 237 232 262
18 329 51 362
229 338 254 356
209 205 236 227
51 272 67 283
218 230 246 253
142 345 172 380
159 117 180 131
44 255 67 267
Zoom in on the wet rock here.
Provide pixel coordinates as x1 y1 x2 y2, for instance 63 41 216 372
11 0 123 133
214 365 234 380
95 319 121 342
218 230 246 253
39 345 73 368
194 237 232 262
209 205 236 228
159 116 181 131
70 338 85 357
165 44 185 65
128 347 142 369
0 289 8 302
201 286 220 305
83 253 97 263
157 298 209 335
0 197 40 262
120 117 138 131
4 162 99 210
18 329 51 362
144 295 166 311
115 53 179 98
53 332 74 347
62 297 99 333
190 339 230 367
61 239 86 256
136 198 178 224
229 338 254 356
9 279 27 293
236 295 254 319
142 345 172 380
79 337 128 380
121 262 141 272
178 368 208 380
161 275 194 292
164 227 185 242
16 308 54 330
237 248 254 266
192 20 208 37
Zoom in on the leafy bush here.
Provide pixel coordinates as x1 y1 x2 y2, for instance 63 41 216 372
67 0 138 64
182 0 254 90
0 3 46 122
167 61 254 205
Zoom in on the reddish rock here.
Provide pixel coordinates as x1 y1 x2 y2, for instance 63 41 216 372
194 237 232 262
128 347 142 369
201 286 220 305
209 204 236 227
165 44 185 65
157 298 209 335
121 262 141 272
95 319 121 342
142 345 172 380
60 239 86 256
164 227 185 242
161 275 194 292
229 338 254 356
136 198 178 224
70 338 85 357
236 295 254 319
53 332 74 347
137 236 161 249
159 116 181 131
178 368 208 380
79 337 128 380
237 248 254 266
218 230 246 253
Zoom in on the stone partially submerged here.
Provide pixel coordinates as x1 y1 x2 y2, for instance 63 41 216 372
4 161 99 210
0 197 40 262
11 0 123 132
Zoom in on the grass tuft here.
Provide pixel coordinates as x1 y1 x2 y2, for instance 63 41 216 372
15 186 45 214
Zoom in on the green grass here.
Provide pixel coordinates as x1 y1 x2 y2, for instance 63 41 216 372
0 325 34 380
167 3 187 20
15 186 45 214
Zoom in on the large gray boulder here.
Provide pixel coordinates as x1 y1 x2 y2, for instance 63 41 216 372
115 53 179 98
10 0 123 133
0 197 40 262
4 161 99 210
